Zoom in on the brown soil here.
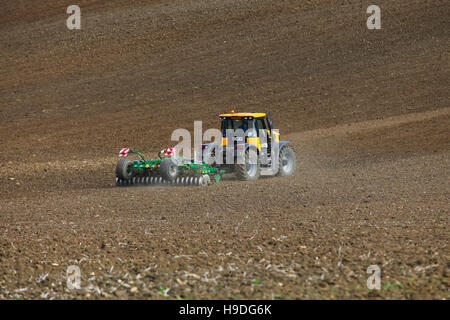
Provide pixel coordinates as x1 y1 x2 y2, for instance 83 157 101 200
0 0 448 299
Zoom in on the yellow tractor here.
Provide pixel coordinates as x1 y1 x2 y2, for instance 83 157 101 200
201 111 296 181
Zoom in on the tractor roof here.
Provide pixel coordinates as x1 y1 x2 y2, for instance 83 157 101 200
219 112 266 118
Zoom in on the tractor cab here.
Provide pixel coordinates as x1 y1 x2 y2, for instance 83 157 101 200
218 112 277 155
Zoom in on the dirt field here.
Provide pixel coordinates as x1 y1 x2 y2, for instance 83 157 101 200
0 0 448 299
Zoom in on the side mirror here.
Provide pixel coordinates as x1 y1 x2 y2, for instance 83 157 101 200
266 112 273 130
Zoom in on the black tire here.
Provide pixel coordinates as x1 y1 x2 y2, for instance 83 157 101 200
116 158 133 180
277 145 296 176
160 158 178 181
235 148 260 181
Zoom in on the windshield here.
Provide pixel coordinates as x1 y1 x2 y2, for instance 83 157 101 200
221 118 256 136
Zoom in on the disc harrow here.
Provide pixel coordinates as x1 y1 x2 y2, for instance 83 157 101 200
115 148 222 187
115 174 211 187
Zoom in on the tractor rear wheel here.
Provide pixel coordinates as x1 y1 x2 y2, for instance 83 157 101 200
160 158 178 181
277 145 296 176
235 148 260 181
116 158 133 181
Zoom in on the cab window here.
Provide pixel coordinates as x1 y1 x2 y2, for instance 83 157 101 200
255 118 266 130
255 118 267 137
222 118 255 133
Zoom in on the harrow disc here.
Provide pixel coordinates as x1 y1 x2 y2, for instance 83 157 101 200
200 175 210 186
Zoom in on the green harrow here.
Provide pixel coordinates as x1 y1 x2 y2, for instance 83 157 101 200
115 148 224 187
